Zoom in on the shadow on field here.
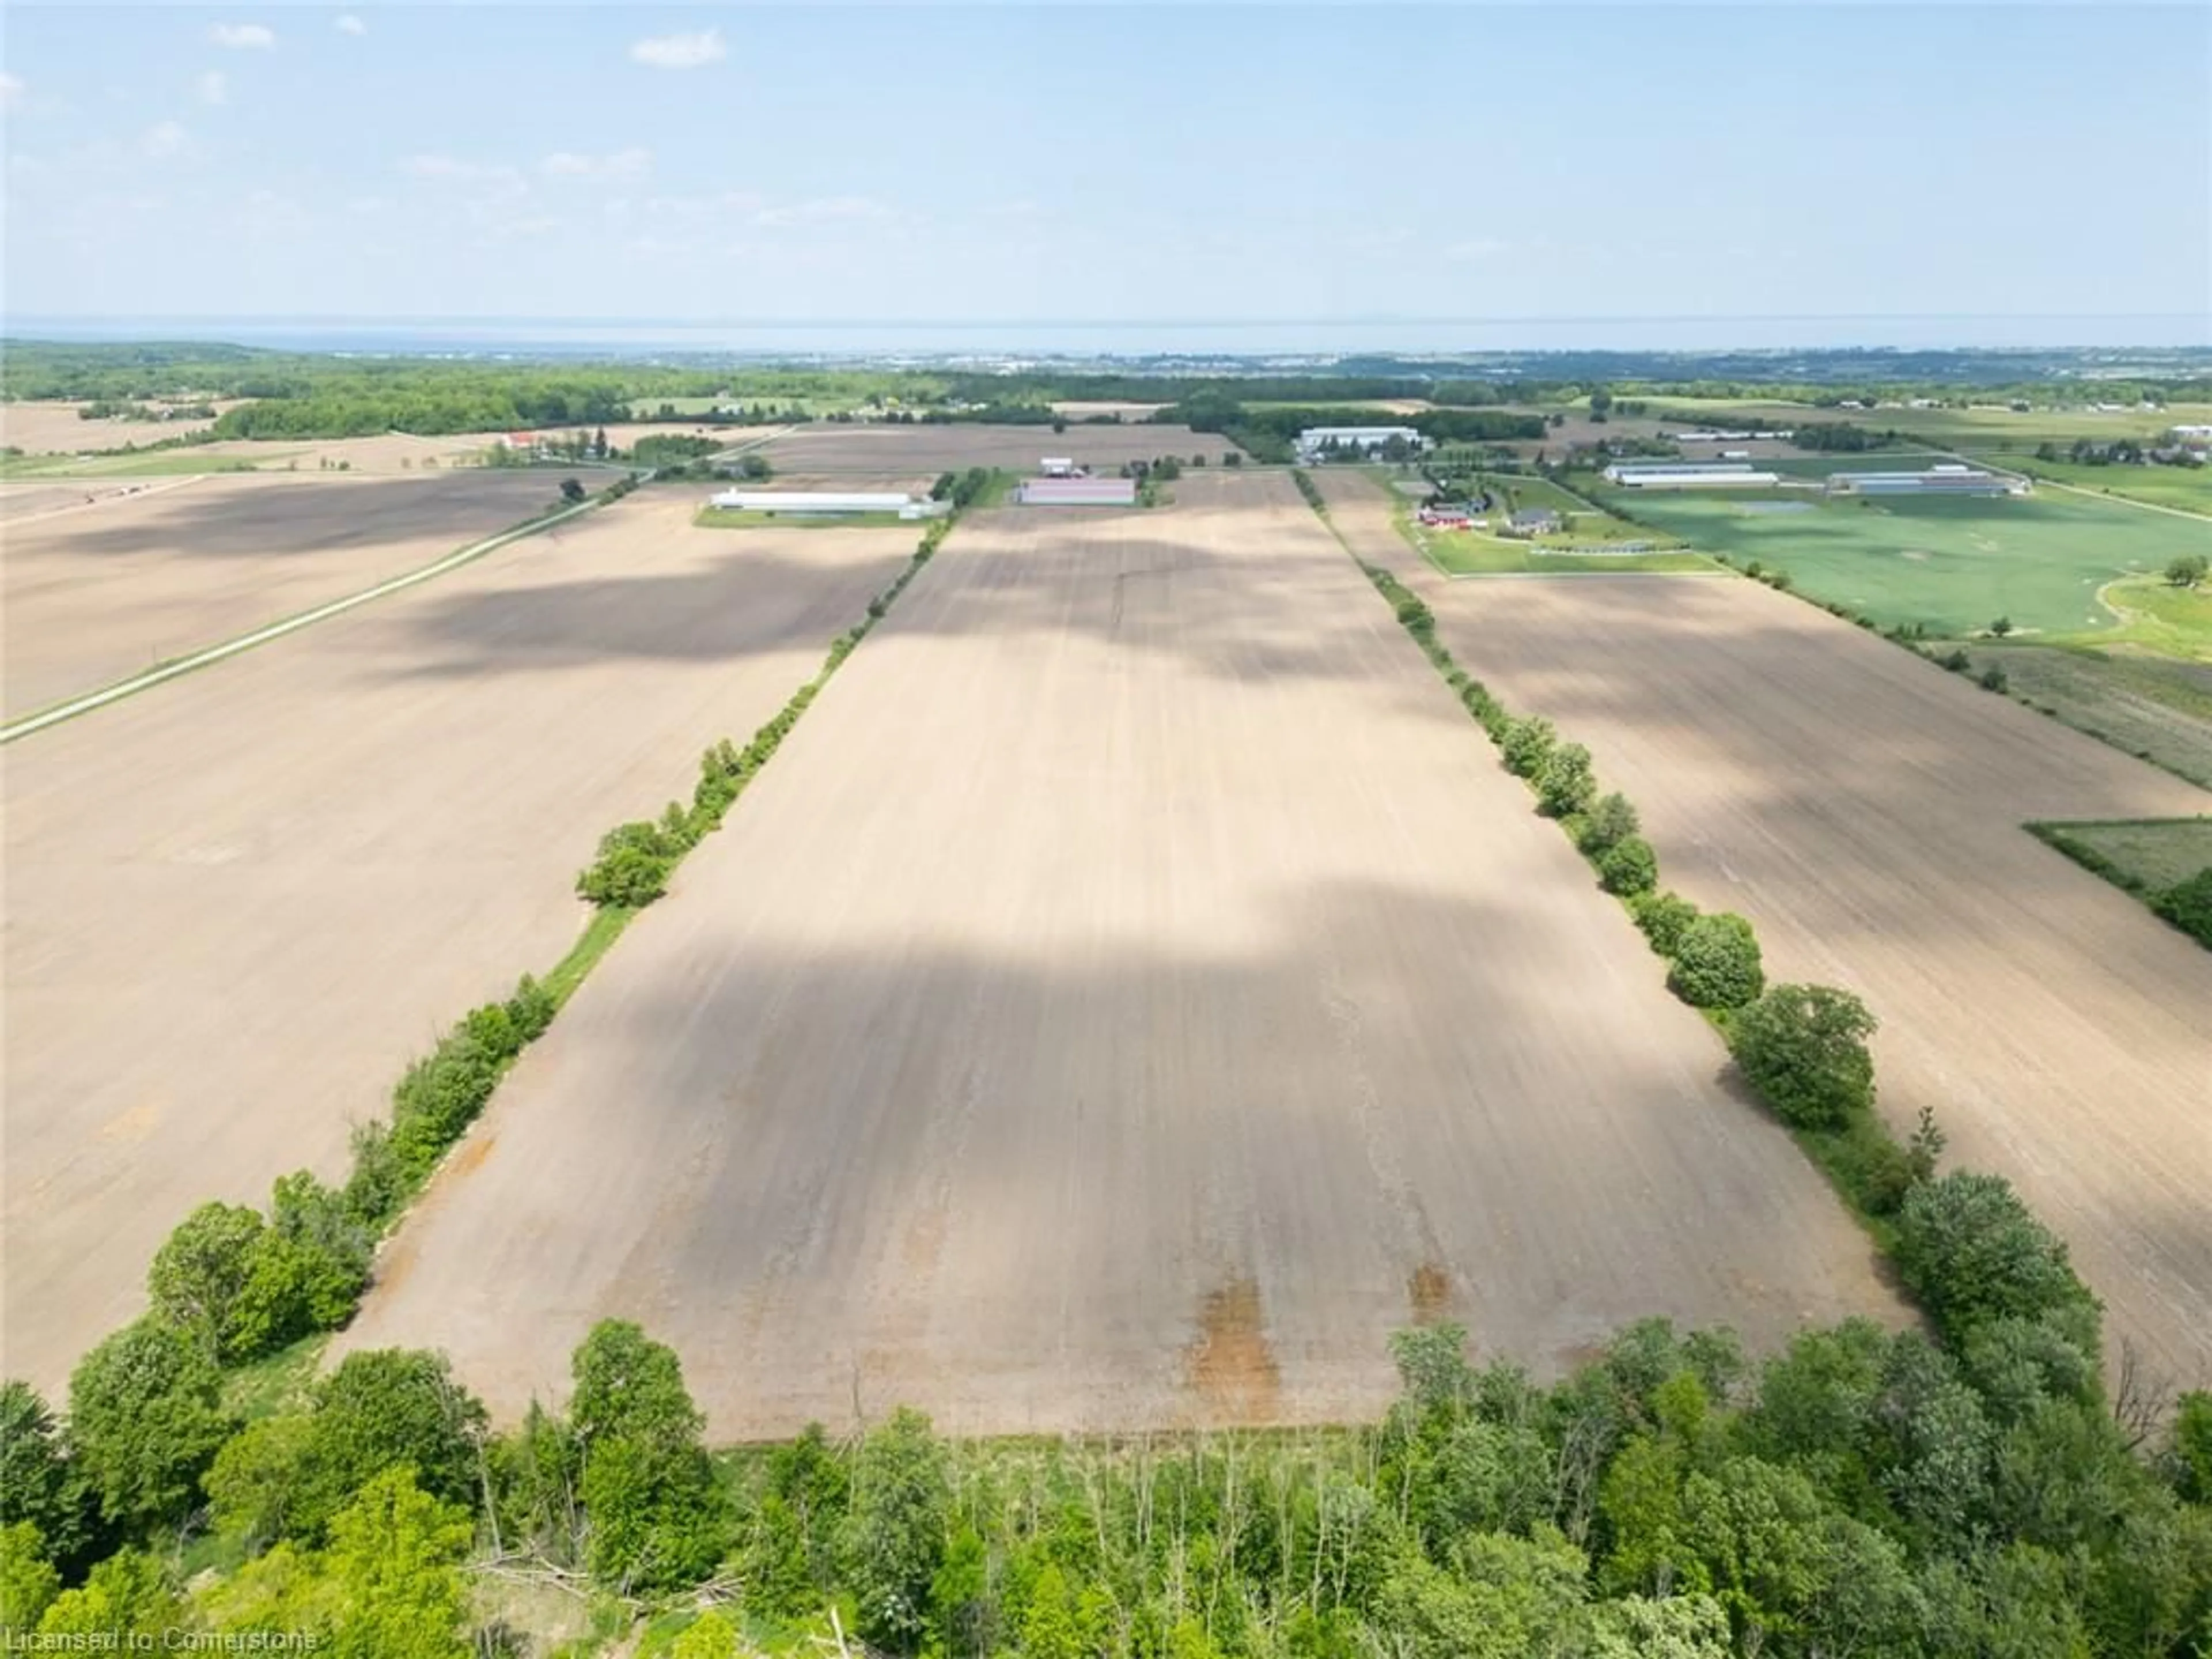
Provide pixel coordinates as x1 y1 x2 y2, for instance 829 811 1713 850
342 872 1909 1438
21 471 559 560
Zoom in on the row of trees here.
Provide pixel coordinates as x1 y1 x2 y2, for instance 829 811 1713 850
7 1300 2208 1653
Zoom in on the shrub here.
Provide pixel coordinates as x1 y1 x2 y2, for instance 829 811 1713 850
1534 743 1597 818
575 819 687 908
1820 1113 1923 1217
1894 1172 2097 1342
1597 835 1658 896
1630 890 1699 957
1577 792 1641 856
1666 913 1764 1008
1979 665 2009 693
1500 716 1558 779
1940 648 1972 672
2150 866 2212 946
1729 984 1878 1131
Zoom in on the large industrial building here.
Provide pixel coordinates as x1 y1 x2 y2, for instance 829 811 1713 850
1294 426 1426 461
1016 476 1138 506
1603 462 1782 488
706 489 946 519
1823 465 2027 498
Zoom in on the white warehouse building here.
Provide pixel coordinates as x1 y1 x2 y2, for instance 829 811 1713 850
1603 462 1782 488
707 489 946 520
1294 426 1426 461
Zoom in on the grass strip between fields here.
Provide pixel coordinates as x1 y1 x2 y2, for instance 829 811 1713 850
1290 469 2101 1330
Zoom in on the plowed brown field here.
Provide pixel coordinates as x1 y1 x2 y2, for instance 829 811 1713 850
759 422 1225 475
3 470 566 717
336 471 1904 1439
1313 469 2212 1389
1 492 912 1389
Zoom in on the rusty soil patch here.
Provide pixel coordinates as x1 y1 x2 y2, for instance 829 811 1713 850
1184 1278 1282 1423
1407 1262 1455 1326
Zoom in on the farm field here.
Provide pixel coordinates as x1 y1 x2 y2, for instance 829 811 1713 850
1 469 568 718
1598 483 2198 637
1974 643 2212 787
1322 483 2212 1385
0 399 239 453
759 421 1224 475
335 469 1904 1440
1 493 915 1392
1969 452 2212 514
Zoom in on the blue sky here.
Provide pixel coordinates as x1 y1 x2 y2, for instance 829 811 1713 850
2 3 2205 347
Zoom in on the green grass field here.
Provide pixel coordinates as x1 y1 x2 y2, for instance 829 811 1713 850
1596 484 2201 638
2033 817 2212 891
1976 643 2212 787
1965 453 2212 514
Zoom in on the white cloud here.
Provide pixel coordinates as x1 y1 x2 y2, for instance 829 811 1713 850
334 14 368 36
142 120 190 158
541 146 652 183
210 22 276 50
754 195 897 228
195 71 229 107
402 153 523 188
0 72 24 108
629 28 725 70
1442 237 1509 263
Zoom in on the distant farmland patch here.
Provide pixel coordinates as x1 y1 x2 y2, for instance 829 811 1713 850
1601 485 2196 638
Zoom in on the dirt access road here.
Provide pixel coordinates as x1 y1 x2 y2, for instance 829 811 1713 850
2 491 913 1389
1314 469 2212 1390
337 471 1903 1440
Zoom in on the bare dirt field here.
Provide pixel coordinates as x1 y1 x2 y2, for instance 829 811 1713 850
1313 472 2212 1388
759 422 1224 475
336 469 1904 1440
180 433 506 474
0 400 240 454
2 469 566 717
1 490 914 1391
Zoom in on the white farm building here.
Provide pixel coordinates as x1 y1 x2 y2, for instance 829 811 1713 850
1824 466 2026 498
1016 476 1138 506
1604 462 1782 488
1294 426 1426 461
707 489 945 520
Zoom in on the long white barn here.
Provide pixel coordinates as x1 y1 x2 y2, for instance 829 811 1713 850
707 489 945 519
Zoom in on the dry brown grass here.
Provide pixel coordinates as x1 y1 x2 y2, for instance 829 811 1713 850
335 470 1902 1439
1 493 916 1391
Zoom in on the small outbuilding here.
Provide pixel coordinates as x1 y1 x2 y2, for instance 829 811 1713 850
1507 507 1563 536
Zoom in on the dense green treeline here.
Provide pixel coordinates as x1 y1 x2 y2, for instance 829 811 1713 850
4 1305 2207 1654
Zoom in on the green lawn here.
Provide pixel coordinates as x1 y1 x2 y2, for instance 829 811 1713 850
1966 453 2212 514
1597 485 2200 638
